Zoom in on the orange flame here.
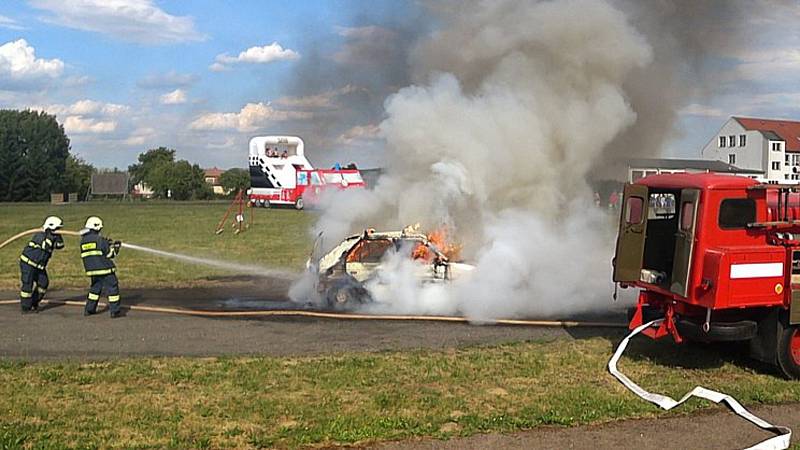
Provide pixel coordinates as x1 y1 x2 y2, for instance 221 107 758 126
412 226 462 262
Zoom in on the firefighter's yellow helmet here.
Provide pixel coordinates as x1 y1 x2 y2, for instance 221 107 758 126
42 216 63 231
84 216 104 231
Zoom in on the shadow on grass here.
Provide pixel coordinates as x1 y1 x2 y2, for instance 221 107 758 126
599 333 782 378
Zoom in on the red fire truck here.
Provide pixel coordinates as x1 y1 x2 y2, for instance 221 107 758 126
247 135 365 209
614 172 800 378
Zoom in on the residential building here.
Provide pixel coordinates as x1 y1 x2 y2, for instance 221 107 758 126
701 117 800 183
204 167 225 194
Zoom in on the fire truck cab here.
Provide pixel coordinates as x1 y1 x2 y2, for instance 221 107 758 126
248 135 365 209
614 172 800 378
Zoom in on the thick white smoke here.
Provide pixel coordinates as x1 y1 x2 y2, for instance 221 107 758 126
296 0 656 319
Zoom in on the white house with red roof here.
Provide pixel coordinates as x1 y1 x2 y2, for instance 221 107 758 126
204 167 226 194
701 117 800 184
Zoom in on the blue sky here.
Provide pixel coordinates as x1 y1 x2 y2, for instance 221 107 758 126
1 1 799 171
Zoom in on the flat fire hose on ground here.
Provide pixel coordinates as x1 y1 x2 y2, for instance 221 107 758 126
0 299 624 327
609 319 792 450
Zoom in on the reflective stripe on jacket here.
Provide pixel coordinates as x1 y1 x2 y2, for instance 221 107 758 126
20 231 63 269
80 230 116 276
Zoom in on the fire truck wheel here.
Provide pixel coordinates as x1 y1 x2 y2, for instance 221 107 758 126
777 326 800 379
295 197 304 210
264 200 271 208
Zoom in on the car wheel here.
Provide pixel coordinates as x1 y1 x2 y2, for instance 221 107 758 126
325 285 363 311
264 200 271 209
295 197 304 210
777 325 800 379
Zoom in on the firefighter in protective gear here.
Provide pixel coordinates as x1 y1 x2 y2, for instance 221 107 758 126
80 216 123 318
19 216 65 313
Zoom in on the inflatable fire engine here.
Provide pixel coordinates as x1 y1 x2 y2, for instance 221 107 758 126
614 172 800 378
247 136 364 209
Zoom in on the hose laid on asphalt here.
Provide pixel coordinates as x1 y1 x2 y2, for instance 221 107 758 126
0 228 81 250
1 228 625 327
0 299 625 327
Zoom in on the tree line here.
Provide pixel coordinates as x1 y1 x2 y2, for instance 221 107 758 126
0 109 249 202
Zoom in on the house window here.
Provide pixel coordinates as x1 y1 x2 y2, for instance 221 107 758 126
787 154 791 163
719 136 726 147
793 154 800 165
773 142 783 151
728 154 736 165
739 134 746 146
772 161 781 171
729 135 735 146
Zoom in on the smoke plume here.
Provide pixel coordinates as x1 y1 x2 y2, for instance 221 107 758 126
295 0 745 319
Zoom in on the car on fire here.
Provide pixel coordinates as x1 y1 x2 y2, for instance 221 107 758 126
307 227 474 310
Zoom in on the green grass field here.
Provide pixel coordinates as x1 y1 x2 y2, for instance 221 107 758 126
2 202 798 449
0 202 315 289
0 338 798 449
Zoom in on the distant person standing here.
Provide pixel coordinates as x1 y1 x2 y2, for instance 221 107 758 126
594 192 601 207
609 191 619 210
19 216 65 313
80 216 123 318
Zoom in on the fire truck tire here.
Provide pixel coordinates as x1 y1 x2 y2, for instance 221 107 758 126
295 197 304 210
675 319 757 342
777 325 800 379
264 200 271 208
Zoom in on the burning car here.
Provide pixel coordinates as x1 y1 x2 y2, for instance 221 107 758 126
307 226 474 310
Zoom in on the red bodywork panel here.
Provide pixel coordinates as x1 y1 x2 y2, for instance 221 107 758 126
622 173 794 340
249 169 364 206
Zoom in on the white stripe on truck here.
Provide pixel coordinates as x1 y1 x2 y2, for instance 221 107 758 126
730 262 783 279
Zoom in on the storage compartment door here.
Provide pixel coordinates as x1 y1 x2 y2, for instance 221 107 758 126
613 184 649 282
670 188 700 297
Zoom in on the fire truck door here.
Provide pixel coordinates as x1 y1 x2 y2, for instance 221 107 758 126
670 188 700 297
613 184 649 282
791 251 800 325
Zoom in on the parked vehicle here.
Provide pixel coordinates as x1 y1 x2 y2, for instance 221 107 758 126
247 135 364 209
614 172 800 378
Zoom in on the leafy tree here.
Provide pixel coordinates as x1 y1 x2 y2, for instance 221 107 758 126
63 155 95 200
128 147 175 186
129 147 211 200
0 109 70 201
218 168 250 195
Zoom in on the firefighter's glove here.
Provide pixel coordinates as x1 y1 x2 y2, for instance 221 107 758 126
112 240 122 255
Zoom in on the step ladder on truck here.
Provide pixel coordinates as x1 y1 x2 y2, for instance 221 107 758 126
247 135 365 210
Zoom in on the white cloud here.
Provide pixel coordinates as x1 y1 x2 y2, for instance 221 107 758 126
211 42 299 71
31 99 128 135
64 115 117 134
0 39 64 90
208 62 228 72
679 103 724 118
160 88 187 105
337 123 382 145
29 0 205 45
0 15 24 30
275 85 359 110
189 102 312 132
34 99 129 116
733 48 800 81
122 127 156 146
